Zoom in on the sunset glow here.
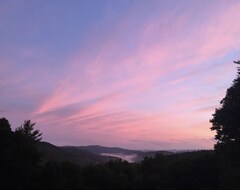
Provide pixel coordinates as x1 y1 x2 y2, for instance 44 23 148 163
1 0 240 149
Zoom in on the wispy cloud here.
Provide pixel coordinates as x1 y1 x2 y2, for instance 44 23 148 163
0 0 239 149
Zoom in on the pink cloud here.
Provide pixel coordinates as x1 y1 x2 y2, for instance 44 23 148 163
30 2 240 149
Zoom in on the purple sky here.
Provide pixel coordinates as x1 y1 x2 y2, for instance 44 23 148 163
0 0 240 150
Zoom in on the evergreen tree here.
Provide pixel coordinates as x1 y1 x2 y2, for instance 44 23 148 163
15 120 42 143
0 118 42 190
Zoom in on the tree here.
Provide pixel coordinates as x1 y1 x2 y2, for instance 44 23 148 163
210 60 240 154
0 118 14 170
0 118 12 151
13 120 42 167
15 120 42 143
0 117 12 134
210 60 240 190
0 119 42 190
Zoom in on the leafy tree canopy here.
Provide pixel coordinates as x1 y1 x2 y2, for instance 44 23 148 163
210 60 240 158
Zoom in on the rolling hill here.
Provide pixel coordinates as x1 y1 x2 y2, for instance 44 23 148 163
37 142 112 165
38 142 175 164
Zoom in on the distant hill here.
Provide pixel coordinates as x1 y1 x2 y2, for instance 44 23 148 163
37 142 112 165
38 142 178 164
69 145 174 162
73 145 142 155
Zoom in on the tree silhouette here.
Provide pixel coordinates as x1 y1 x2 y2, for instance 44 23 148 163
210 60 240 190
0 118 12 152
0 117 12 134
13 120 42 168
15 120 42 143
0 118 42 190
0 118 14 172
210 60 240 155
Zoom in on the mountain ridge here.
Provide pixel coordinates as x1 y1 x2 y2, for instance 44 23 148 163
38 142 176 164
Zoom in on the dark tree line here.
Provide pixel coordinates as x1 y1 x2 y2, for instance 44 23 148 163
0 60 240 190
0 118 219 190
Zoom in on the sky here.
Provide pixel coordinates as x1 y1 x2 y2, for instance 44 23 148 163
0 0 240 150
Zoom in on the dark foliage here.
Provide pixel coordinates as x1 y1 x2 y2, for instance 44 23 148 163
210 60 240 189
0 118 42 190
211 61 240 150
0 118 220 190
